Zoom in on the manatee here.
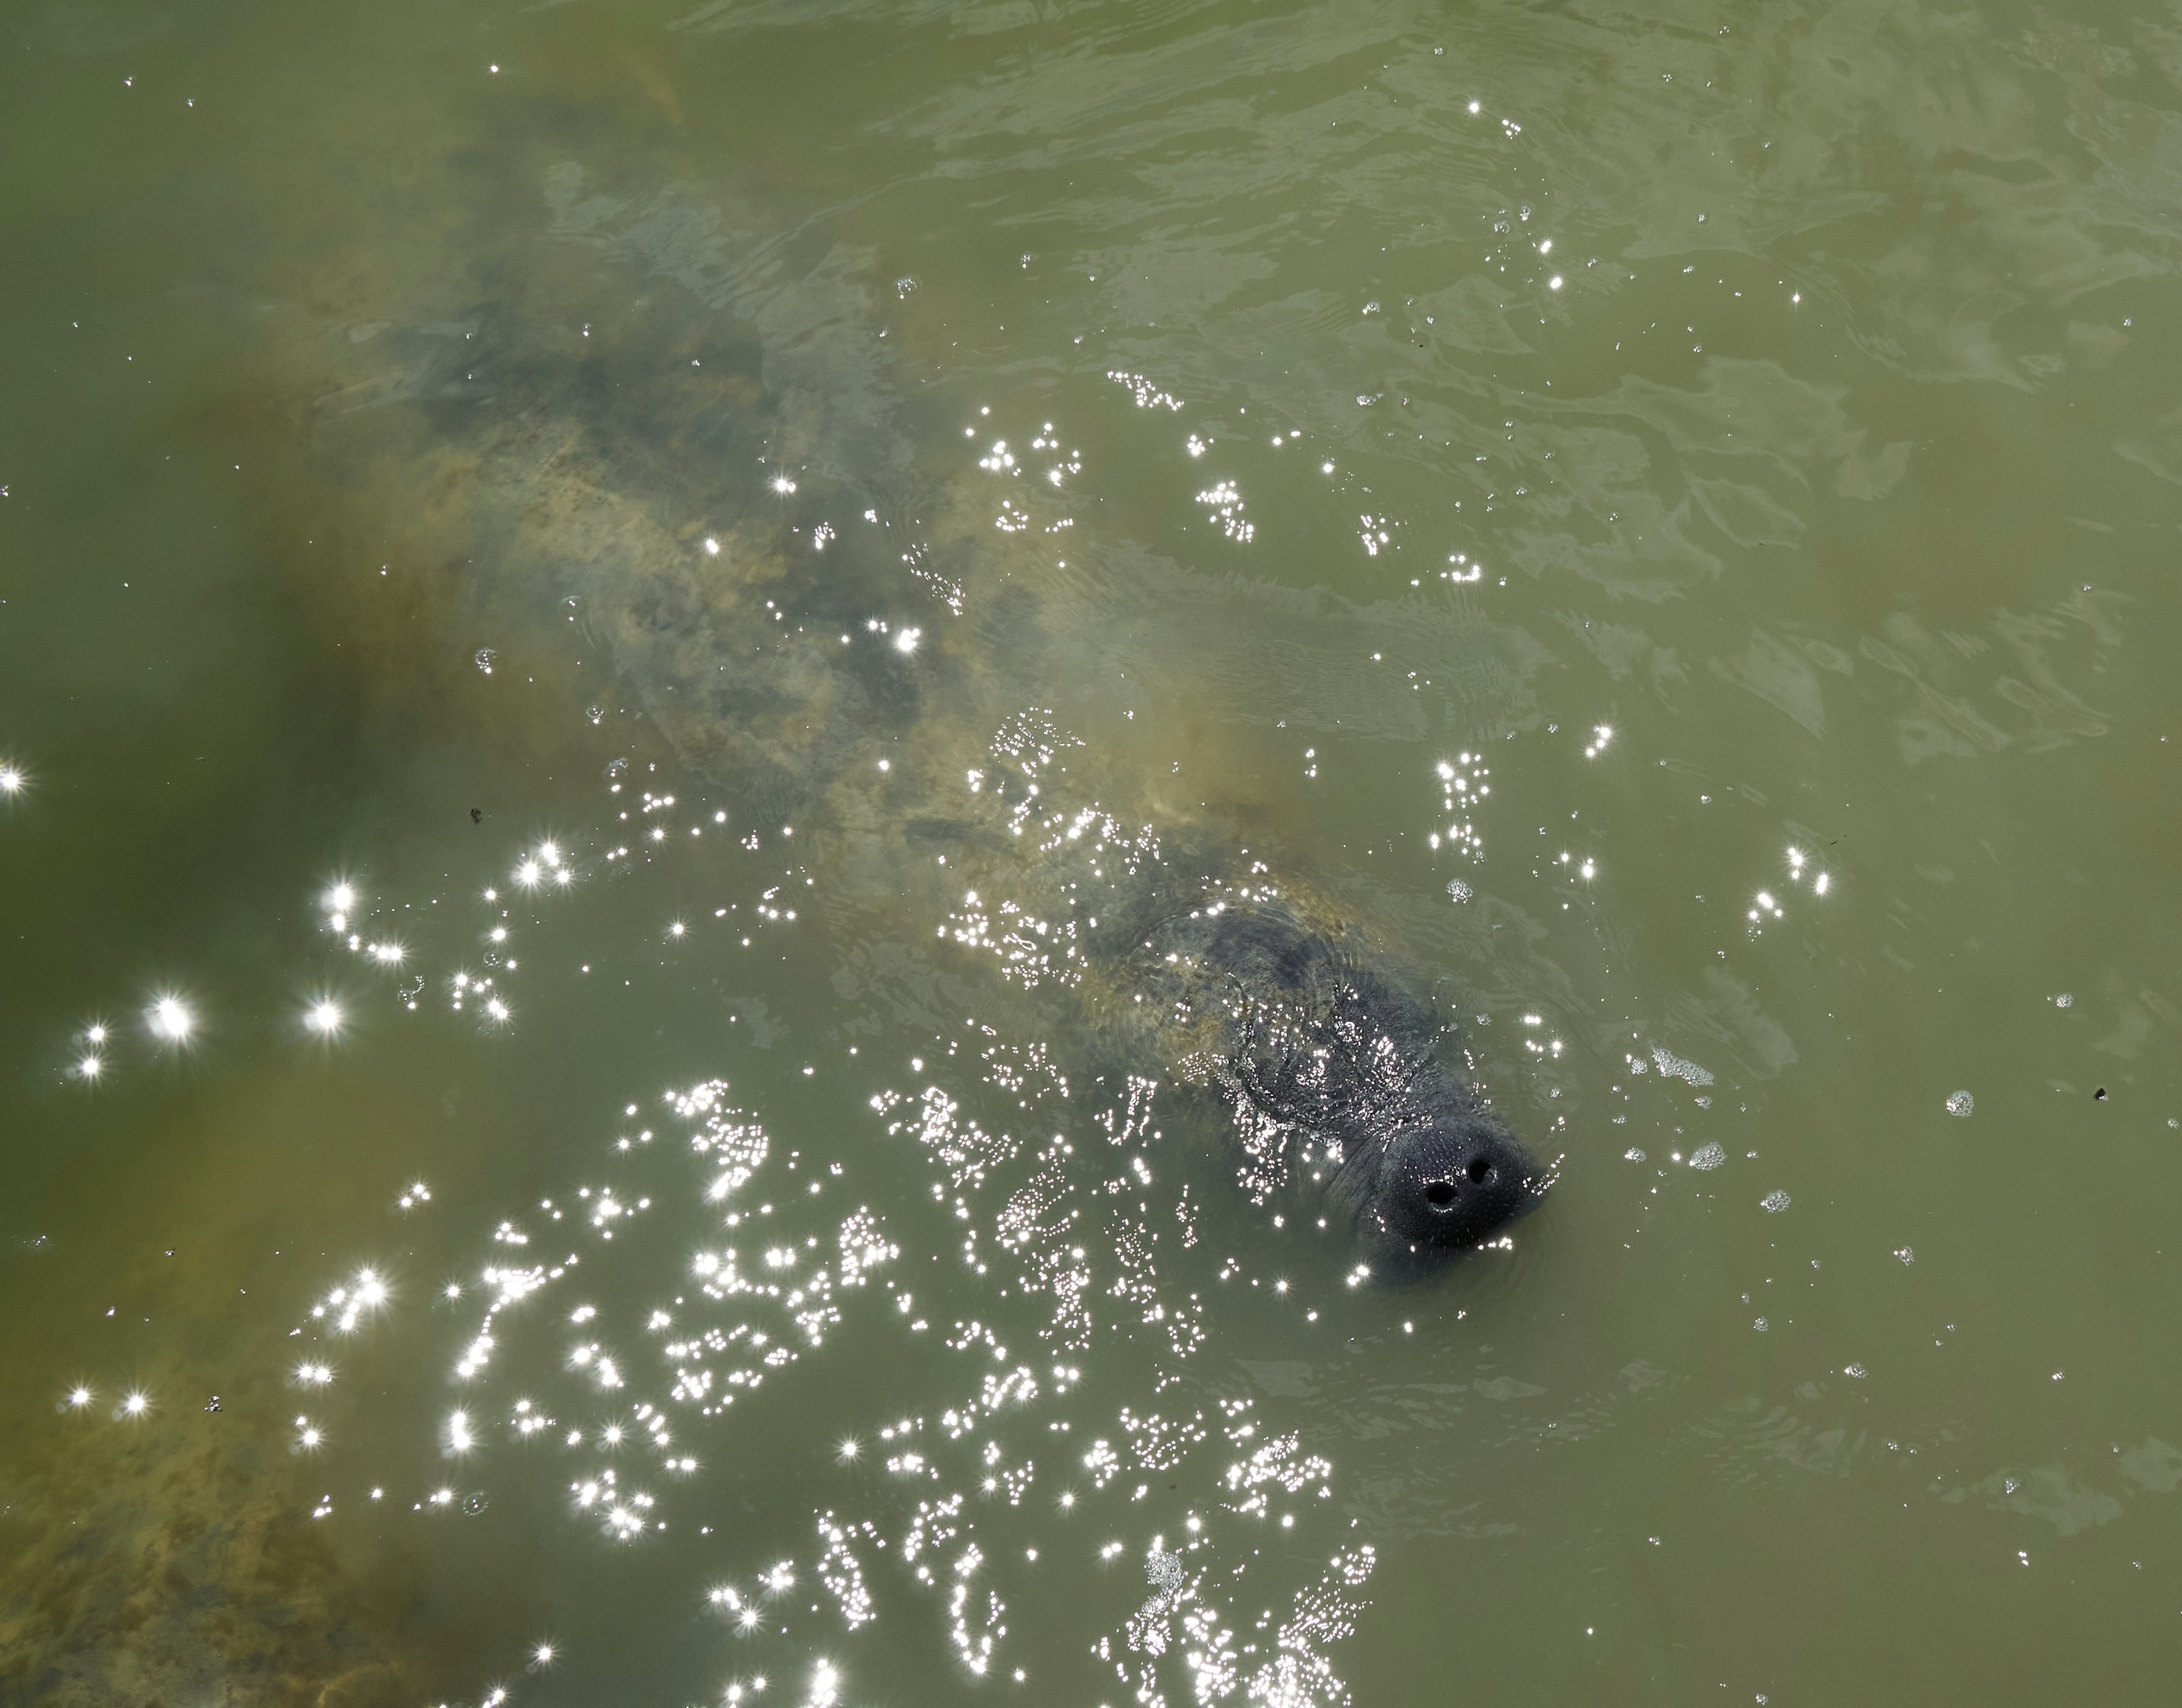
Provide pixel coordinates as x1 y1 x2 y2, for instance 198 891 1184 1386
280 158 1553 1279
1133 899 1546 1272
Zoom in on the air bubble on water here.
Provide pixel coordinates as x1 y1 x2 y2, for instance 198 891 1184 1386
1688 1142 1725 1171
1623 1147 1646 1163
1944 1089 1974 1117
586 707 604 725
474 649 497 674
1446 880 1472 903
1651 1046 1714 1087
1895 1247 1914 1264
461 1491 490 1515
1760 1190 1791 1213
1843 1364 1866 1379
2052 994 2073 1008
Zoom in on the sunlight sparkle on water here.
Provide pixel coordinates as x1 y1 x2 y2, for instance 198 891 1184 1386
0 764 25 794
148 996 193 1042
305 1000 344 1036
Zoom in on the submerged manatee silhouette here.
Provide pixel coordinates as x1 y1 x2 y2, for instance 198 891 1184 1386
298 196 1547 1278
1138 901 1545 1271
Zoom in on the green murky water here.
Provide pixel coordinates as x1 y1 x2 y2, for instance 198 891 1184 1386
5 1 2182 1701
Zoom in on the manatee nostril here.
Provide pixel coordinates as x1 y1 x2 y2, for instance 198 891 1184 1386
1465 1157 1493 1185
1423 1179 1458 1210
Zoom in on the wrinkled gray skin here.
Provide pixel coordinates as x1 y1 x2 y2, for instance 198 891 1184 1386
1142 903 1545 1273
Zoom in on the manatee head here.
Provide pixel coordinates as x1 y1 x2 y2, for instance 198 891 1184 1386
1364 1103 1543 1260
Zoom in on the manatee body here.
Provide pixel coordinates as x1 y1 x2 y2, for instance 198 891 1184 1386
1139 900 1544 1271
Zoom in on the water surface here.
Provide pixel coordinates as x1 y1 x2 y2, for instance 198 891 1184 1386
4 1 2182 1703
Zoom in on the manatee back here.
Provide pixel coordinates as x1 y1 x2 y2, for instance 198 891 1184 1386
1130 900 1449 1122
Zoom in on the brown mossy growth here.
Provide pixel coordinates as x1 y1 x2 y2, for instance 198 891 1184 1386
316 1665 412 1708
0 1073 488 1708
0 1420 413 1707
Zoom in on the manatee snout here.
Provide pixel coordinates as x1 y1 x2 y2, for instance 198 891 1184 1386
1366 1109 1544 1258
